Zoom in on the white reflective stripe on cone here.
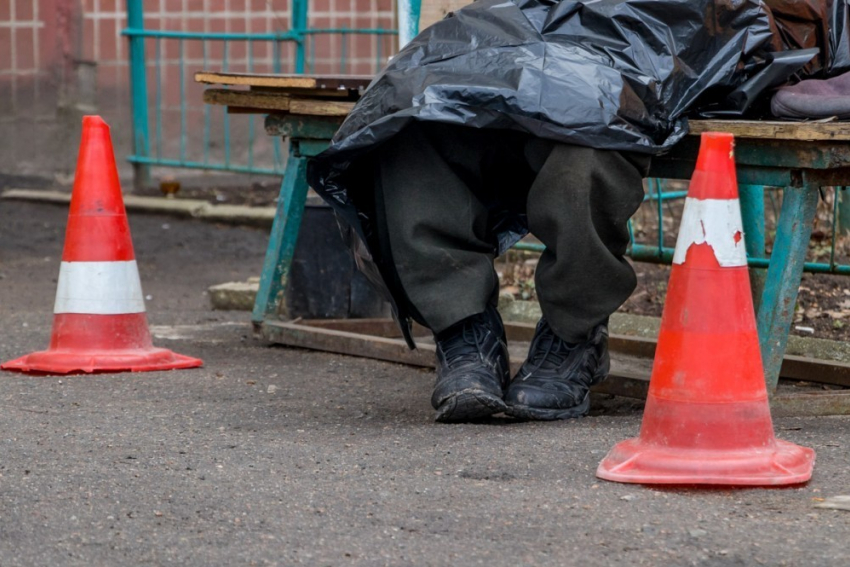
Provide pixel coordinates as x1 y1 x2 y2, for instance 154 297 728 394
672 197 747 267
54 260 146 314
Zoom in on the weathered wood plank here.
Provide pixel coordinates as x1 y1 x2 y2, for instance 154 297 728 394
265 114 345 139
260 318 850 414
289 98 356 116
690 119 850 141
283 318 850 389
290 318 431 338
204 89 356 116
262 320 436 368
204 88 292 111
200 77 850 142
261 320 653 398
249 85 355 98
195 71 371 91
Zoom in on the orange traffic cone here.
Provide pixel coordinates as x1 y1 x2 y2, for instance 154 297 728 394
1 116 203 375
596 132 814 486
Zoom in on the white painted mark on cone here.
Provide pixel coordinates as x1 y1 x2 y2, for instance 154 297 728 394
54 260 146 314
673 197 747 267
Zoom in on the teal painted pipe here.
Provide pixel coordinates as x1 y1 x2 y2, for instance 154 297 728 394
398 0 422 46
839 188 850 236
739 186 767 254
340 29 348 73
740 185 767 312
629 243 675 264
303 28 397 35
223 41 231 168
154 38 162 160
126 0 151 189
292 0 308 73
654 179 665 259
757 187 820 392
412 0 422 36
248 46 256 170
202 40 211 166
127 156 283 176
122 29 300 41
122 28 398 40
253 155 310 324
513 241 850 275
643 190 688 202
179 40 187 163
512 242 545 253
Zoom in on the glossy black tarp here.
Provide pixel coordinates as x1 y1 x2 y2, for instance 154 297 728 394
305 0 847 344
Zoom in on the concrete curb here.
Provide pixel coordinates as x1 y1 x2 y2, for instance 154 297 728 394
209 279 260 311
2 189 276 228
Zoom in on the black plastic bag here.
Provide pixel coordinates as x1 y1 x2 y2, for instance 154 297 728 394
305 0 845 344
766 0 850 76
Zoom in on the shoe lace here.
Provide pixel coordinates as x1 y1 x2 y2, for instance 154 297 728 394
440 316 492 367
523 319 578 375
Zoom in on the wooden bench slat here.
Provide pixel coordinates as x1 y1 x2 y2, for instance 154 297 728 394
194 71 372 91
289 99 356 116
203 88 292 111
203 89 356 116
690 119 850 141
196 72 850 141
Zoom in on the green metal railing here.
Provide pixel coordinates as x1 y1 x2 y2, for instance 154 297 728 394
123 0 399 188
515 183 850 276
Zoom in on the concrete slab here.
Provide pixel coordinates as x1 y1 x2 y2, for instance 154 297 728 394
208 280 260 311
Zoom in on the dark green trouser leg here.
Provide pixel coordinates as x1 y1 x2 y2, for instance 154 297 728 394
377 126 500 334
376 124 648 340
527 145 647 343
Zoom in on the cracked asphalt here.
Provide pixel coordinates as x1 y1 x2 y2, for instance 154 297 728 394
1 200 849 566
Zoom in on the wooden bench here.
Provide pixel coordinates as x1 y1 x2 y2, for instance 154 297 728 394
198 71 850 414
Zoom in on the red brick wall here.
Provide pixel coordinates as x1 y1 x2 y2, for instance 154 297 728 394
0 0 71 115
0 0 396 179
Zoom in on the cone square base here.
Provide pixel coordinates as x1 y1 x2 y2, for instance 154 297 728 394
1 347 203 375
596 438 814 486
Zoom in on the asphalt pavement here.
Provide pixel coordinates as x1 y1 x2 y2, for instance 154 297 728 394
1 200 849 566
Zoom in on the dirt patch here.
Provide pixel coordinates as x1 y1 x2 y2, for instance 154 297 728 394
500 187 850 342
503 255 850 342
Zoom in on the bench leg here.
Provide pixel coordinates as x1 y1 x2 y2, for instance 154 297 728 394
839 187 850 235
756 185 818 394
252 152 309 328
740 185 767 312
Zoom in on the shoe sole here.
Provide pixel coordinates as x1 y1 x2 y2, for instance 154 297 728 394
505 392 591 421
434 389 508 423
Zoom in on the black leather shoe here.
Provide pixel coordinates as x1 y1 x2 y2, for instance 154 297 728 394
505 318 609 420
431 306 510 423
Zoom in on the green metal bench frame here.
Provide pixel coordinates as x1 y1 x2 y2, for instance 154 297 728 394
254 115 847 398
